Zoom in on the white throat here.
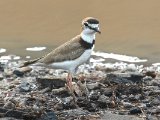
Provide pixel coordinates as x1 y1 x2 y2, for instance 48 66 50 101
80 32 96 44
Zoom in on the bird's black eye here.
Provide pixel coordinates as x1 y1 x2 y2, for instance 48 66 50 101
84 22 88 26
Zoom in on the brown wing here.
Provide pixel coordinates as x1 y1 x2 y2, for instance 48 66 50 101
38 35 86 64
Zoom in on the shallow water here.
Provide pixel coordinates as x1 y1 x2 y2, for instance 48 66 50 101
0 0 160 64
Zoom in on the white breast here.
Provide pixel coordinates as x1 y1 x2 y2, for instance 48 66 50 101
49 49 92 73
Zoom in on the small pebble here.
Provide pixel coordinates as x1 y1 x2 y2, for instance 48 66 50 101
0 74 3 80
13 70 24 77
123 102 134 108
129 107 142 114
150 98 160 106
19 82 31 92
3 101 15 109
18 66 32 73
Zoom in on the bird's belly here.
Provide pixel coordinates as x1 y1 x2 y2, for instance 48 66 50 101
49 49 92 72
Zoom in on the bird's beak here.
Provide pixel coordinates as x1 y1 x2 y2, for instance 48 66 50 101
96 29 101 34
94 29 101 34
93 28 101 34
86 24 101 34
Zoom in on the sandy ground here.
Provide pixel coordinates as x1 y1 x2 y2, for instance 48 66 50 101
0 0 160 63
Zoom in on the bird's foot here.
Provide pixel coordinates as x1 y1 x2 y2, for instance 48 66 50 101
77 80 89 98
66 74 78 106
65 84 78 108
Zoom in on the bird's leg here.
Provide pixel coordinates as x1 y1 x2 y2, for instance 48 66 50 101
66 72 73 91
66 72 77 102
77 74 89 97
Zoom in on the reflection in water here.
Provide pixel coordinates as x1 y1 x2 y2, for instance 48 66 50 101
0 48 6 53
26 47 46 51
92 51 147 63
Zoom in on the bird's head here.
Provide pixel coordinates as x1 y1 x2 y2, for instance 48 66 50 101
81 17 101 35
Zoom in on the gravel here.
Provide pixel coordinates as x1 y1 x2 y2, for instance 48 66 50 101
0 55 160 120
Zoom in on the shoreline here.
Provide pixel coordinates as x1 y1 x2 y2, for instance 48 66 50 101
0 52 160 119
0 50 158 66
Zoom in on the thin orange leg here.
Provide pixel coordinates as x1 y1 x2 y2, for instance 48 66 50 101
66 72 77 102
66 72 73 91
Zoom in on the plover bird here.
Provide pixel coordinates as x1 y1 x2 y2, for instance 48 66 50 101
21 17 101 97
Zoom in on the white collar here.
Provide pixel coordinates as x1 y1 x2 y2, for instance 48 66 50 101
80 32 95 44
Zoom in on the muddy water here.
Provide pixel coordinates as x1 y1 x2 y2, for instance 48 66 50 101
0 0 160 64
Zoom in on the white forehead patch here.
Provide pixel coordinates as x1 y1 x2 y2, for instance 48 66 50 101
89 24 99 28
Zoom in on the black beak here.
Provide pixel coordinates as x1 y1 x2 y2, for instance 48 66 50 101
94 28 101 34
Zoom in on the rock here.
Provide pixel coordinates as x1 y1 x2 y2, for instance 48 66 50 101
19 82 31 92
32 104 40 112
40 87 51 93
0 63 4 72
4 70 13 77
3 101 15 109
13 70 24 77
123 102 134 108
134 94 142 100
102 87 113 97
0 107 8 113
89 91 100 101
38 111 57 120
0 117 24 120
77 97 97 112
138 103 146 109
149 79 160 86
62 97 77 109
36 77 66 89
18 66 32 73
88 103 97 112
149 90 160 96
58 108 90 119
104 72 144 85
6 77 15 83
102 111 144 120
87 82 100 90
4 110 23 119
128 94 137 102
52 87 68 95
147 115 159 120
98 94 110 108
105 73 132 84
18 98 27 107
121 95 127 99
54 103 63 110
143 76 153 82
150 98 160 106
8 84 16 89
0 73 3 81
117 85 142 95
98 94 109 103
148 108 160 114
118 110 129 115
146 103 152 107
144 71 156 78
129 73 144 83
129 107 142 114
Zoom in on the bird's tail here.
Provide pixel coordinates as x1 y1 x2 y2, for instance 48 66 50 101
19 57 42 68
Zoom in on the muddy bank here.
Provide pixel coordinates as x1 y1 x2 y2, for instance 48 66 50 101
0 55 160 120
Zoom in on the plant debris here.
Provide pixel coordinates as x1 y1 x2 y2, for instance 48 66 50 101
0 57 160 120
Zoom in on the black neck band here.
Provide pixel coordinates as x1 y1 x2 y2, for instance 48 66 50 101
79 37 95 49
